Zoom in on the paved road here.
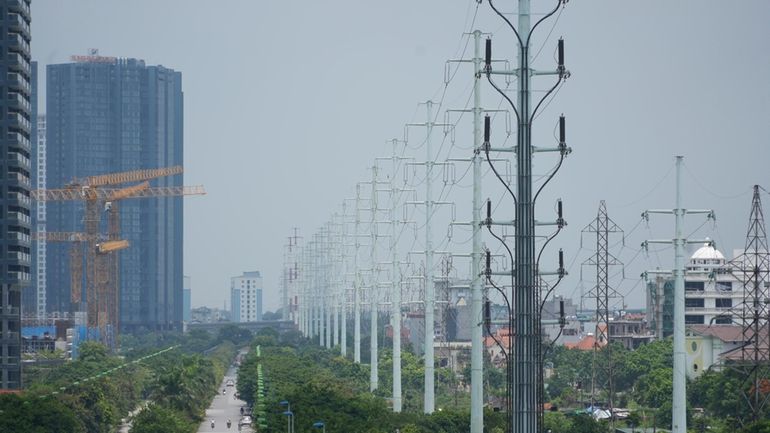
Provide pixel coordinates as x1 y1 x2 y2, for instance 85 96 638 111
198 358 253 433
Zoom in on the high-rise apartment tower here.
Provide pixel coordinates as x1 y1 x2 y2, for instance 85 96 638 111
0 0 32 390
46 54 184 331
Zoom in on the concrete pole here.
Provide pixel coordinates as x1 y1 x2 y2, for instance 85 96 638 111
470 29 484 433
424 100 435 414
354 184 362 363
390 144 403 413
672 156 686 433
370 165 379 392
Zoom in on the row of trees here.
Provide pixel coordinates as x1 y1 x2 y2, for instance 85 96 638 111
238 331 606 433
0 326 242 433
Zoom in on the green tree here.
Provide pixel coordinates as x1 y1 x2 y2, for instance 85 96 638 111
130 404 191 433
0 394 84 433
544 411 573 433
570 413 606 433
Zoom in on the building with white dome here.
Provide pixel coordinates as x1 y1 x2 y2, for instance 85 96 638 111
646 242 744 339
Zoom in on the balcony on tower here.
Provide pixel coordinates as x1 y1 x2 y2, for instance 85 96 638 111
7 13 30 41
8 130 31 150
6 72 30 95
6 32 29 58
7 0 30 21
7 52 30 76
7 91 30 113
7 111 31 134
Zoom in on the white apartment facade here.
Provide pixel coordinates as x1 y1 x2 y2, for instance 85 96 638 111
230 271 263 322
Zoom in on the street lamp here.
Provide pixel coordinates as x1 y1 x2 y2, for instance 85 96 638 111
283 411 294 433
280 401 293 433
313 421 326 433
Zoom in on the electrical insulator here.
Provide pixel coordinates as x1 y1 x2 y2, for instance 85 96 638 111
485 250 491 275
486 199 492 225
484 115 491 145
559 299 566 328
485 38 492 71
558 38 565 71
484 300 491 329
557 199 563 220
559 248 564 269
559 115 566 145
557 199 564 228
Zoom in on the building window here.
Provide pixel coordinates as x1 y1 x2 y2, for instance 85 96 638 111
716 281 732 291
715 298 732 309
685 281 704 291
685 315 704 325
685 298 704 308
714 315 732 324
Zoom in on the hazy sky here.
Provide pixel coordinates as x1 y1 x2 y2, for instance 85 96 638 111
33 1 770 312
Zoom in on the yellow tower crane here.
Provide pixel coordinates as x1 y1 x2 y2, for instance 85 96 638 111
33 166 205 348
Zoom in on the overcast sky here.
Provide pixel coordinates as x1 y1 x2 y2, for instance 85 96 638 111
33 1 770 312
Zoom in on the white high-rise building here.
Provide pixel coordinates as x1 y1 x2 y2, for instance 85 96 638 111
230 271 263 322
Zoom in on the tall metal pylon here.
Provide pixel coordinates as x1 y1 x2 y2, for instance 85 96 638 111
377 139 413 412
353 183 365 363
582 201 622 424
443 29 506 432
729 185 770 425
485 1 570 431
406 101 452 413
643 156 714 433
283 228 301 322
369 165 380 392
338 206 350 357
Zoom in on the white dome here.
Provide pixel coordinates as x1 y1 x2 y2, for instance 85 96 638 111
690 241 724 261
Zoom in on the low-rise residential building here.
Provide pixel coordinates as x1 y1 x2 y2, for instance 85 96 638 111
685 324 744 378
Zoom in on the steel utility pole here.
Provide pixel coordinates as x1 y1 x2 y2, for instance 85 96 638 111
470 30 484 433
643 156 714 433
369 165 380 392
354 183 363 363
323 228 332 349
406 101 452 414
485 2 569 431
424 101 436 414
377 139 413 412
339 206 349 356
445 30 490 431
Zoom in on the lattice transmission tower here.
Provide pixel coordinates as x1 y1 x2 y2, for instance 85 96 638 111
582 201 622 424
728 185 770 425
